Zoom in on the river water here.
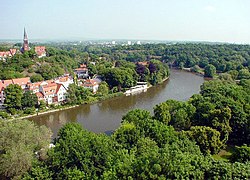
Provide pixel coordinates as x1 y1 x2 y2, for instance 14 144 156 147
29 69 204 136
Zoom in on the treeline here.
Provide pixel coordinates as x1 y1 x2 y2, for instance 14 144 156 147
1 78 249 179
1 43 250 81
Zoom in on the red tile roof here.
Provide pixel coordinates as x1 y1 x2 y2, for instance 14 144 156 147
35 46 46 56
2 80 13 86
83 79 98 87
36 92 44 99
0 81 6 91
42 83 57 95
12 77 30 86
56 84 62 94
27 81 42 91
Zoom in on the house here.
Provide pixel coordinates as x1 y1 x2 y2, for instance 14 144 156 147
27 81 42 93
54 75 74 90
11 77 30 90
74 64 89 79
0 77 30 104
35 46 46 58
39 82 57 104
36 92 45 102
82 79 99 93
36 80 68 104
55 84 67 102
0 49 17 60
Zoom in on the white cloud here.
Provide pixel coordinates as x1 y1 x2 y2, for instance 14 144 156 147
204 5 216 12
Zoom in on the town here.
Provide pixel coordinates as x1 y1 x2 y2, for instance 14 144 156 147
0 29 102 107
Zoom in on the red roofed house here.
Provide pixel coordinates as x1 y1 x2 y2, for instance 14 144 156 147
0 49 17 60
12 77 30 90
74 64 89 79
35 46 46 58
36 92 45 102
82 79 99 93
27 81 42 93
39 82 57 104
0 77 30 104
55 84 67 102
55 75 74 90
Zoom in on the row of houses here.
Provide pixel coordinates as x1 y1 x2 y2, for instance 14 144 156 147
0 75 101 105
0 46 46 60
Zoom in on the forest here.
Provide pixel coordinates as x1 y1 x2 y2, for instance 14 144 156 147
0 43 250 179
0 43 250 81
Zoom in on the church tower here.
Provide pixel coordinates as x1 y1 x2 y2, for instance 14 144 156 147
21 28 30 53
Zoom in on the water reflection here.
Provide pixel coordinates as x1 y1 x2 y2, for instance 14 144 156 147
29 70 204 136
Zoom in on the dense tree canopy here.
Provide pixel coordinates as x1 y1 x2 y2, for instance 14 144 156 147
0 120 51 179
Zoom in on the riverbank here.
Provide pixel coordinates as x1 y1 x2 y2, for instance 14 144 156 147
28 69 204 135
16 78 170 120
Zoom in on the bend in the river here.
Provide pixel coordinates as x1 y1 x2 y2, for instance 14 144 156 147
29 69 204 136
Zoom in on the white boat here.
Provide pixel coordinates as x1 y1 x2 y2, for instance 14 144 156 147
125 82 148 95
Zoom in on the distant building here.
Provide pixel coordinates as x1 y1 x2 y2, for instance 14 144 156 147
35 46 46 58
137 61 149 66
0 49 17 60
0 77 30 104
127 41 132 45
137 41 141 45
112 41 116 45
74 64 89 79
20 28 30 53
81 79 100 93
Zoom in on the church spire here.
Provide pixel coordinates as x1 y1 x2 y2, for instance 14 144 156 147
24 27 28 40
21 27 30 53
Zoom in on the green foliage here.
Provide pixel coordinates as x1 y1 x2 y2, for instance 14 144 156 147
21 90 38 109
0 120 52 179
4 84 23 110
204 64 216 78
96 81 109 96
153 102 171 124
238 68 250 80
231 145 250 163
30 74 44 82
47 123 115 179
100 68 137 91
0 111 10 119
155 100 196 131
112 122 140 150
185 126 223 154
66 84 94 105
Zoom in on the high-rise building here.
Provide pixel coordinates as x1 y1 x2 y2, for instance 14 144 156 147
21 28 30 53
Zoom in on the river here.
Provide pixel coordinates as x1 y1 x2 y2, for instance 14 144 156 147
29 69 204 136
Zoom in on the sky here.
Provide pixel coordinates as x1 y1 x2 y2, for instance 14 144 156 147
0 0 250 44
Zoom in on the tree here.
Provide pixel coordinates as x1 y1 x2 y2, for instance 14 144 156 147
231 145 250 163
21 91 38 109
0 120 51 179
238 69 250 80
204 64 216 78
185 126 223 154
96 81 109 96
112 122 140 150
4 84 23 110
30 74 44 83
153 102 171 124
46 123 115 179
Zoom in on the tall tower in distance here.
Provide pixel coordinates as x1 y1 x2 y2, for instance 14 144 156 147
21 28 30 53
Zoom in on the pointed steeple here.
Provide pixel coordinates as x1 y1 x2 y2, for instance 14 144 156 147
21 27 30 53
24 27 28 40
